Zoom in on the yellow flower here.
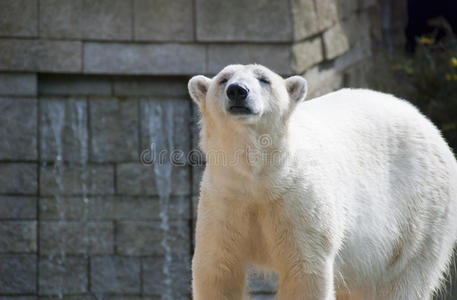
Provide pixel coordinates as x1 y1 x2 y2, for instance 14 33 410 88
445 74 452 81
418 37 434 45
406 67 413 75
451 57 457 67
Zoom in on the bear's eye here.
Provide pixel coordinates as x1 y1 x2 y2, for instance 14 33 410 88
219 78 228 85
258 77 270 85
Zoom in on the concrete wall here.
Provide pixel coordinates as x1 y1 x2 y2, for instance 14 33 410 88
0 0 380 299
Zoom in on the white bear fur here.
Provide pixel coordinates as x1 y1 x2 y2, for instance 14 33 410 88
188 64 457 300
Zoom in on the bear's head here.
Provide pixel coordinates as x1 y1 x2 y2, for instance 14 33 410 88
188 64 307 154
189 64 307 124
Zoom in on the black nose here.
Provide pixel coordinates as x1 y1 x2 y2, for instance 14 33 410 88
226 83 249 102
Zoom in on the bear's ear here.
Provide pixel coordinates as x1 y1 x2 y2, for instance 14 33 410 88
285 76 307 104
188 75 211 106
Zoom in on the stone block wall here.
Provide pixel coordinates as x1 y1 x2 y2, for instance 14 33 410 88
0 0 375 84
0 74 195 299
0 0 381 299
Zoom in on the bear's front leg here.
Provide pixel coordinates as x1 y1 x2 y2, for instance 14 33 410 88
270 192 340 300
277 260 335 300
192 195 249 300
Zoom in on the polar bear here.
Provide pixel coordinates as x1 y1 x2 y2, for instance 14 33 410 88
188 64 457 300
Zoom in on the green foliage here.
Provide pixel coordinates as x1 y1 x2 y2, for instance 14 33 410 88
370 26 457 153
408 33 457 152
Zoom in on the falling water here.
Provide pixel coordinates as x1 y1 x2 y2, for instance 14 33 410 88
46 101 65 203
145 100 174 299
43 100 65 299
43 98 89 298
69 99 90 294
73 99 89 204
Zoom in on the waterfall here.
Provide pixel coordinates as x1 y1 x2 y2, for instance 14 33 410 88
46 100 65 205
42 98 89 298
74 99 89 204
145 100 174 299
43 100 66 299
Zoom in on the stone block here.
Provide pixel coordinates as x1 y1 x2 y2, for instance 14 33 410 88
303 63 343 98
0 221 36 253
40 97 88 163
40 221 113 255
0 39 82 73
0 97 37 160
0 73 36 96
291 0 320 41
0 0 37 37
140 99 191 161
142 255 191 297
196 0 292 42
316 0 338 31
323 23 350 60
208 44 292 75
0 196 36 219
0 163 37 194
39 0 132 40
39 196 190 221
112 77 189 98
89 97 139 162
117 220 190 256
38 75 112 96
39 256 88 294
83 43 205 75
116 163 190 196
35 41 82 73
90 256 140 293
134 0 193 41
40 164 114 196
292 36 324 73
0 254 36 293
